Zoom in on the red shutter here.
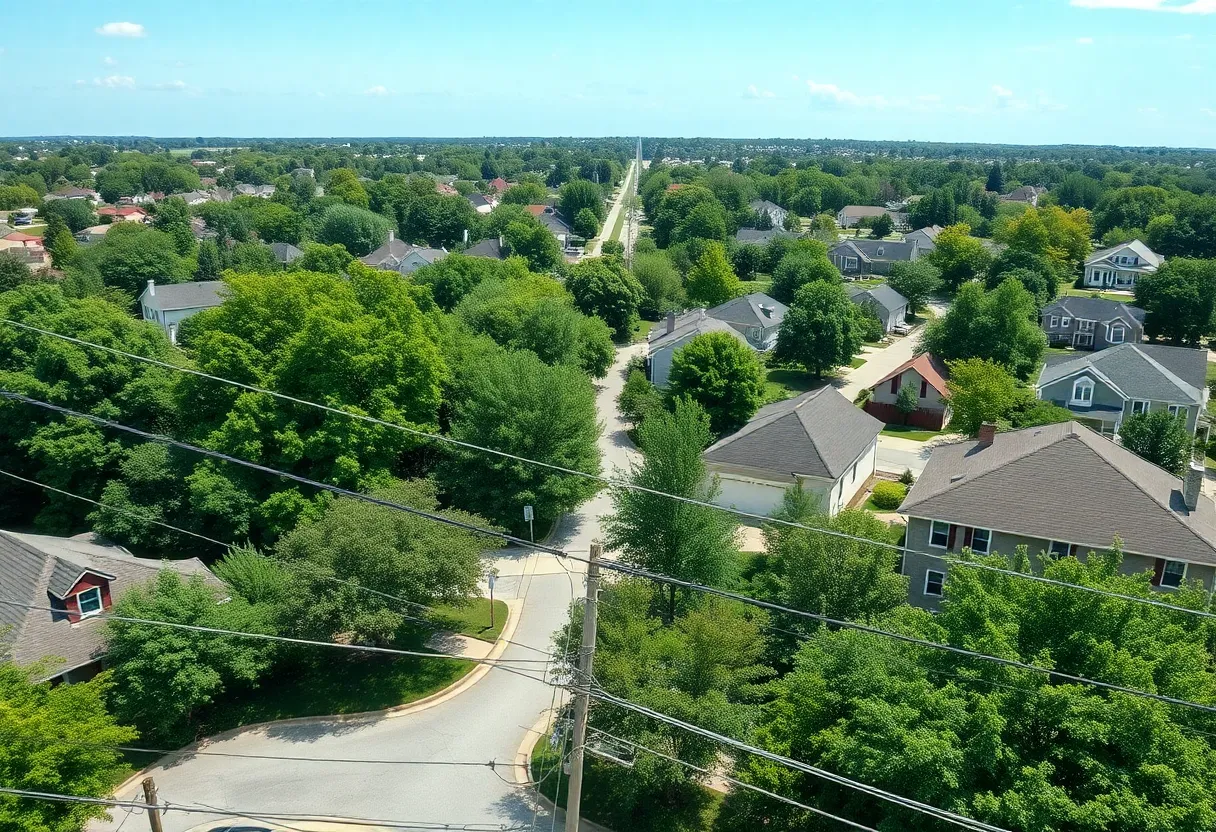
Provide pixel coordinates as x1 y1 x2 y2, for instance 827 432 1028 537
890 374 901 394
962 527 974 548
947 524 958 550
1151 558 1165 587
920 379 928 398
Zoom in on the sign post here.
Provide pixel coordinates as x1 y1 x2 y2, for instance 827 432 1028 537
523 504 534 544
487 568 498 630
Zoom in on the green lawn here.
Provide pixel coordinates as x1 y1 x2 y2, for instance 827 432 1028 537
428 597 509 642
738 277 773 295
1060 287 1134 303
764 367 819 403
881 425 943 442
849 356 867 369
1206 362 1216 385
631 317 659 343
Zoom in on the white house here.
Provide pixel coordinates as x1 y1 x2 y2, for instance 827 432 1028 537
139 280 225 344
748 199 788 227
703 387 884 517
1082 239 1163 291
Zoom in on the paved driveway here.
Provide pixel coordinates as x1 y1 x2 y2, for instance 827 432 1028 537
91 346 645 832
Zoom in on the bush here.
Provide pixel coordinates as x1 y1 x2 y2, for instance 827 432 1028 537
898 469 916 486
869 481 907 510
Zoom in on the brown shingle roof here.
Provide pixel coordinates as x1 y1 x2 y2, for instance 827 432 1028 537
874 353 950 397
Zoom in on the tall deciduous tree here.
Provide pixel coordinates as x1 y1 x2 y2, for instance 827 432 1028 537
667 331 765 434
773 281 863 378
565 257 644 340
927 223 993 291
315 204 392 256
632 251 685 318
559 178 605 224
0 251 33 291
1134 258 1216 346
1118 410 1193 475
326 168 371 209
887 260 942 312
685 242 740 307
919 279 1046 379
151 196 197 256
943 358 1023 435
986 162 1004 194
769 247 839 304
72 224 190 295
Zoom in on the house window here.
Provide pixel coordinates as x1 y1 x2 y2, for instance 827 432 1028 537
1131 400 1149 415
1078 320 1095 332
1049 315 1059 328
1160 560 1187 589
929 520 950 549
1168 405 1184 418
890 374 901 394
970 528 992 555
76 587 103 617
924 570 945 596
920 379 928 398
1109 325 1125 344
1048 540 1070 559
1060 317 1071 328
845 257 858 270
1070 378 1094 405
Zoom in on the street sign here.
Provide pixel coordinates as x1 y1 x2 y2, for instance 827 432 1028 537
488 571 496 591
523 505 534 522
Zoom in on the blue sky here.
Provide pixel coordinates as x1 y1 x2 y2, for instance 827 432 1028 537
3 0 1215 147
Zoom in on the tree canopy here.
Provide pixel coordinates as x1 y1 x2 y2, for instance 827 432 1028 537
773 281 863 378
919 279 1046 379
667 332 765 435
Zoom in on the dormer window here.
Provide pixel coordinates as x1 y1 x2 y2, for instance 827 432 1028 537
1109 324 1125 344
1070 377 1094 406
76 587 103 617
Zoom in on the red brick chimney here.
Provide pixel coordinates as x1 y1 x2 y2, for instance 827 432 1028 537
977 422 997 446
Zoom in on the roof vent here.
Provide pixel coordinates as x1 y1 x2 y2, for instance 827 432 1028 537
950 474 965 482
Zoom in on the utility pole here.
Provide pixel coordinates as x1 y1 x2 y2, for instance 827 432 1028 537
141 777 164 832
564 541 601 832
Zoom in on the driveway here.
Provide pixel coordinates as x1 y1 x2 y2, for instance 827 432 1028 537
90 345 646 832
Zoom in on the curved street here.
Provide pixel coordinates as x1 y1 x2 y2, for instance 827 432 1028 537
90 344 644 832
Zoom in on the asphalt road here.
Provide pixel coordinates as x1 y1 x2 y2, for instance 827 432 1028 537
90 345 645 832
585 160 635 257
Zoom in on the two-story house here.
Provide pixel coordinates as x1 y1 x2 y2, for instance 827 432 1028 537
647 309 752 387
139 279 225 345
748 199 788 227
1035 343 1208 437
1040 296 1145 350
359 231 448 275
1082 240 1163 291
829 240 920 277
705 293 787 352
899 421 1216 610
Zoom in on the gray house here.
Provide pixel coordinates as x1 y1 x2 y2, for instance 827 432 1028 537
734 228 795 246
1035 343 1208 437
360 232 448 275
828 239 920 276
1040 296 1145 350
706 292 787 351
845 284 909 333
902 225 942 253
899 421 1216 610
748 199 788 227
139 279 225 345
646 309 751 387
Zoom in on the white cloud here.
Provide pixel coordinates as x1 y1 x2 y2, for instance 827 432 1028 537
791 74 800 82
992 84 1014 97
94 75 136 88
363 85 390 96
103 55 117 65
1202 107 1216 117
806 79 887 108
1071 0 1216 13
95 21 145 37
746 84 775 99
1076 36 1095 43
151 80 187 91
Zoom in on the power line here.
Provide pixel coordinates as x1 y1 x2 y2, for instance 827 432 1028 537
9 318 1213 623
586 728 880 832
7 391 1216 717
0 787 527 831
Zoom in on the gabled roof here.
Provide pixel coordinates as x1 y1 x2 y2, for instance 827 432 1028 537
735 229 795 245
874 353 950 396
1085 239 1163 269
270 242 303 263
748 199 785 213
905 225 942 241
647 309 750 352
3 231 43 243
839 205 891 218
466 237 507 259
704 386 883 481
845 282 909 314
1036 343 1205 405
467 193 493 209
140 280 225 312
360 237 414 266
1041 296 1145 325
831 239 918 263
900 422 1216 565
707 292 787 329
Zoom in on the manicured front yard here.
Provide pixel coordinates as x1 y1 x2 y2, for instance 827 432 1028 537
429 597 509 642
763 367 819 403
738 277 773 295
880 425 942 442
1060 287 1134 303
849 356 867 369
631 317 658 343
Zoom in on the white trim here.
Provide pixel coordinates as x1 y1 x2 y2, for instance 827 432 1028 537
1049 315 1059 328
1048 540 1070 558
929 520 950 549
969 527 992 555
75 586 103 617
1070 377 1094 406
1060 317 1071 328
924 569 945 597
1108 324 1126 344
1168 404 1184 418
1160 559 1187 589
1131 399 1149 415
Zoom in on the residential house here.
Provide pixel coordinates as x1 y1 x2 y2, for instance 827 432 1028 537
646 309 752 387
291 167 315 178
466 236 509 260
836 205 909 229
902 225 942 253
999 185 1047 206
0 230 44 253
1035 343 1208 436
899 421 1216 610
734 228 795 246
96 206 148 222
0 231 48 267
270 242 303 264
44 186 99 203
359 231 448 275
845 284 910 333
865 353 951 430
1082 239 1163 292
236 184 276 199
1040 296 1145 350
74 225 113 245
829 240 920 277
748 199 788 227
488 177 510 194
467 193 496 214
703 387 883 517
171 190 211 206
706 293 787 351
139 279 225 344
118 193 162 206
0 530 222 683
526 205 575 248
436 182 459 196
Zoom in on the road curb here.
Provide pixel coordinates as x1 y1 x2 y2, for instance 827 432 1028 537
110 583 531 798
514 709 612 832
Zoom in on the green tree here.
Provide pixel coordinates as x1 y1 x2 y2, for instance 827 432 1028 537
74 224 190 295
503 219 563 272
40 198 95 233
869 212 894 238
195 239 222 280
151 196 196 256
501 181 548 205
986 161 1004 194
675 200 729 244
943 358 1023 435
667 331 764 434
1055 172 1104 210
1118 410 1193 475
438 347 601 531
605 399 741 622
769 247 839 304
887 259 942 312
0 183 41 210
413 252 525 311
0 663 137 832
1093 184 1170 237
326 167 371 209
895 382 919 422
986 246 1061 308
295 242 354 275
105 571 276 744
559 178 605 224
566 257 644 340
773 281 863 378
927 223 993 291
571 207 598 240
731 244 765 281
45 225 79 271
685 242 741 307
0 251 33 290
618 367 663 426
652 186 722 248
315 204 392 256
1134 258 1216 346
919 279 1046 379
632 251 685 318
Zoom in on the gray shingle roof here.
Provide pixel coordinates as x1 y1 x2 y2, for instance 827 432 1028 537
1036 343 1205 405
1041 296 1145 325
270 242 303 263
734 229 795 245
834 240 918 262
466 237 507 259
140 281 225 312
0 531 223 679
703 386 883 480
900 422 1216 564
707 293 787 330
846 283 909 315
647 309 750 351
1085 239 1163 269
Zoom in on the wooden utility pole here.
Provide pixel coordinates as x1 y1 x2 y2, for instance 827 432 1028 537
564 541 601 832
141 777 164 832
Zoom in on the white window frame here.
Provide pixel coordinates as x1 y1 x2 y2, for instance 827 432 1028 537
1060 317 1071 328
970 528 992 555
1078 319 1095 332
924 570 945 597
844 256 858 270
76 586 103 618
1109 324 1125 344
929 520 950 549
1131 399 1149 415
1070 378 1094 406
1168 405 1184 418
1049 315 1059 328
1160 560 1187 589
1048 540 1070 559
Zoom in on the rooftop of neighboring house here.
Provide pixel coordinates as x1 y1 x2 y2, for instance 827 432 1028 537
703 386 883 481
873 352 950 396
360 235 447 268
906 225 943 241
1037 343 1207 405
48 186 98 199
488 177 509 192
97 206 147 217
708 292 787 330
140 280 226 312
647 308 751 352
236 183 276 197
832 239 918 263
467 193 494 209
75 224 112 238
1000 185 1047 202
0 530 222 680
748 199 785 213
171 190 210 202
734 228 795 245
845 282 910 315
839 205 894 217
1041 296 1146 325
270 242 303 263
466 236 508 259
900 421 1216 564
2 231 43 243
1085 239 1164 270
